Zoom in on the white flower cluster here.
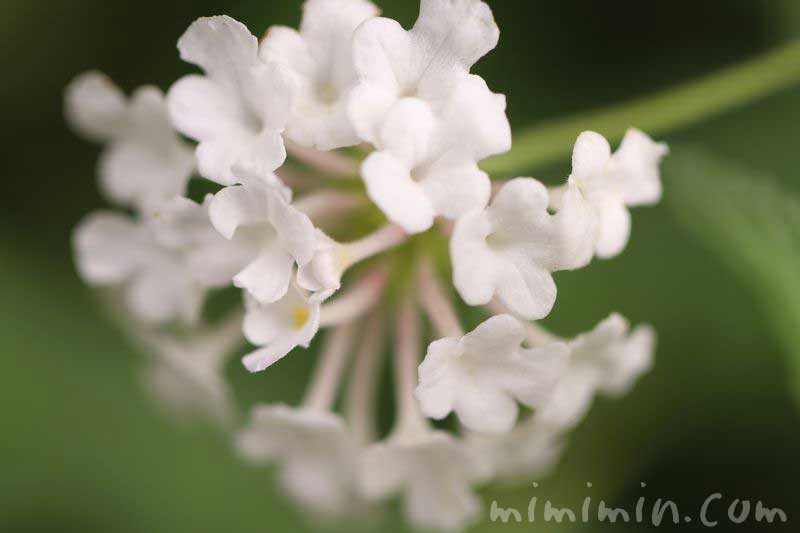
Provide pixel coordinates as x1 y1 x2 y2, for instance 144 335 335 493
67 0 666 530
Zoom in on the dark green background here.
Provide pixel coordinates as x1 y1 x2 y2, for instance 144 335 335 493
2 1 799 531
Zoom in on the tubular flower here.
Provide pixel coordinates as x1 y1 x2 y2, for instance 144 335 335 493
68 0 666 530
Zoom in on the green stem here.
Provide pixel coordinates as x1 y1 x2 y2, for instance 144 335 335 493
483 39 800 177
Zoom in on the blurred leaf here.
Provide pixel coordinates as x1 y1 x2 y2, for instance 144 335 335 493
668 147 800 405
484 39 800 178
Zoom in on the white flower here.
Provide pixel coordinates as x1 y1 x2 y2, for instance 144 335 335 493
64 72 194 212
536 313 656 430
565 130 668 258
416 314 568 434
241 286 321 372
261 0 379 150
209 178 316 304
349 0 500 145
466 417 565 483
237 404 361 515
361 76 510 233
359 431 488 531
451 178 596 320
73 196 239 324
168 16 292 185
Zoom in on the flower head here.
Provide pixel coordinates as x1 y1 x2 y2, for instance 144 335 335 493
68 1 666 529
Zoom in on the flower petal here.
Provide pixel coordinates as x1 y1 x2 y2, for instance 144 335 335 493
614 128 669 206
168 75 239 145
571 130 611 180
454 377 519 433
495 259 557 321
72 211 148 284
350 17 414 143
460 314 526 358
378 98 436 162
412 0 499 74
594 200 632 259
601 323 656 396
242 343 299 373
243 295 288 346
450 210 498 306
416 338 461 420
439 74 510 160
231 129 288 185
420 157 490 220
267 192 317 266
209 184 269 240
177 16 259 83
64 71 127 141
234 244 294 304
126 266 203 325
362 152 435 233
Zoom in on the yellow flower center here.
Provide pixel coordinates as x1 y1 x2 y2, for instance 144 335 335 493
292 306 310 330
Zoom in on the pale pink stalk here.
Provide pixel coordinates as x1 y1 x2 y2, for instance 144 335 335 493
319 267 388 328
302 323 357 411
286 140 359 178
417 259 464 338
341 225 408 270
346 312 386 443
275 167 318 190
486 299 562 346
294 190 364 221
393 296 430 435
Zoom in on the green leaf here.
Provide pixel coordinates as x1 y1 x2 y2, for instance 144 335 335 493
667 147 800 405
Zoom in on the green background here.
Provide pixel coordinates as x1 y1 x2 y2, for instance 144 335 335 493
1 0 799 531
